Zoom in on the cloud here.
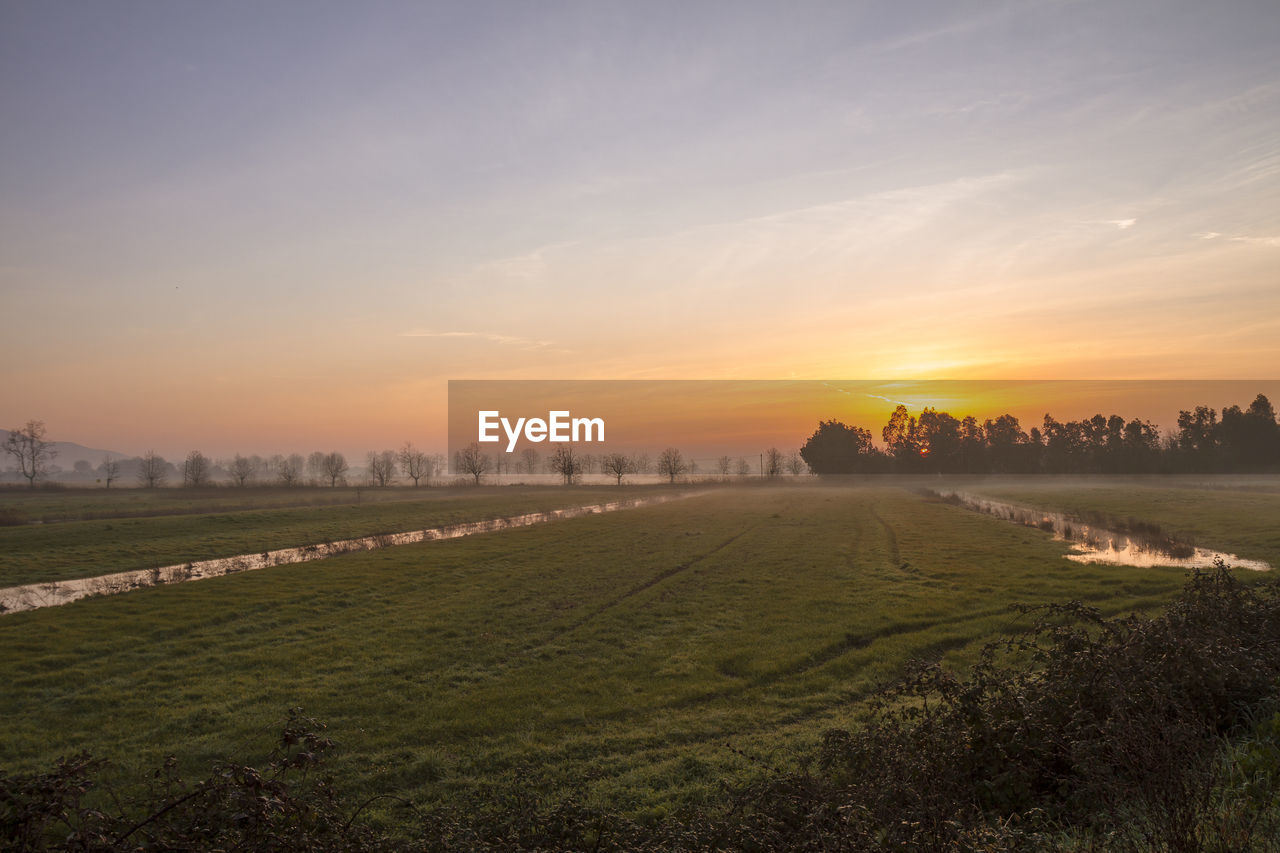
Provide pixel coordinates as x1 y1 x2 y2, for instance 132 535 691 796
1106 218 1136 230
399 330 563 351
473 242 577 283
1193 231 1280 247
864 392 914 407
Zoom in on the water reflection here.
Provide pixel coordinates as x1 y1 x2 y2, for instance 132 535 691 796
936 491 1271 571
0 494 692 615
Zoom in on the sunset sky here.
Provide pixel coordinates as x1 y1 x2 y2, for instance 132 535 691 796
3 1 1278 459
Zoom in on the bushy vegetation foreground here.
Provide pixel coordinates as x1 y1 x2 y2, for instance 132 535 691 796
6 565 1280 851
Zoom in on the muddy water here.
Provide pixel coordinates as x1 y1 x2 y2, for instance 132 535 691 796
939 492 1271 571
0 493 695 615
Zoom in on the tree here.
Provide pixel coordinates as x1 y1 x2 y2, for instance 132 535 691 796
183 450 211 487
456 443 491 485
735 456 751 477
320 452 348 487
786 451 806 476
137 450 168 488
601 452 636 485
763 447 784 479
3 420 57 488
100 454 120 489
306 451 327 485
549 444 582 485
519 447 540 476
799 419 875 474
229 453 258 487
398 442 430 487
657 447 687 483
273 453 305 486
716 455 733 478
366 450 397 487
882 405 921 466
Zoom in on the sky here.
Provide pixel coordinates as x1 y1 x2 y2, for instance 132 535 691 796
2 1 1278 459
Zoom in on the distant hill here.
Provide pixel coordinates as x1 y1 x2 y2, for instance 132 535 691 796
0 430 133 480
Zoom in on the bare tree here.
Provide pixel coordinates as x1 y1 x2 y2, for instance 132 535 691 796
456 442 491 485
100 454 120 489
321 451 348 487
519 447 541 476
601 452 636 485
633 452 653 475
549 444 582 485
306 451 327 485
657 447 688 483
273 453 305 486
735 456 751 477
3 420 57 488
229 453 258 487
398 442 429 487
366 450 397 487
716 455 733 478
764 447 784 479
786 450 807 476
182 450 211 487
137 450 168 488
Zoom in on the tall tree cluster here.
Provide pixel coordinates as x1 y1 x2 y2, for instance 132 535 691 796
801 394 1280 475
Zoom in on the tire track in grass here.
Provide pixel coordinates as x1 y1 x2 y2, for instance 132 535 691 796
869 503 901 568
542 523 761 643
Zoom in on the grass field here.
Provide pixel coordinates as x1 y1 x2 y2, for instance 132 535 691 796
960 476 1280 566
0 485 682 588
1 481 1234 825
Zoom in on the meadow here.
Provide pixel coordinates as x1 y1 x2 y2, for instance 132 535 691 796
6 478 1259 833
0 485 674 588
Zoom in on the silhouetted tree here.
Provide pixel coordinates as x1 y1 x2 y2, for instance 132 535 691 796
986 414 1030 473
229 454 257 487
366 451 397 487
549 444 582 485
799 419 876 474
602 452 636 485
273 453 305 486
100 454 120 489
137 450 167 488
398 442 429 487
312 452 343 487
182 451 211 487
456 443 491 485
3 420 57 488
657 447 687 483
763 447 784 479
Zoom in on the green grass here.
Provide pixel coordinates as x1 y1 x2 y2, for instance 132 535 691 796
960 477 1280 567
0 485 1197 821
0 486 679 588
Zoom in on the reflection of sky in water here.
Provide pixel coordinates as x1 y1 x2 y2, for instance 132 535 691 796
0 494 690 615
948 493 1271 572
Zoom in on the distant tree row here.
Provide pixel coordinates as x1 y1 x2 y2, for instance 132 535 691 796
799 394 1280 474
451 444 809 485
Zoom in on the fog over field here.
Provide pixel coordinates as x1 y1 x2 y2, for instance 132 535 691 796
3 1 1280 849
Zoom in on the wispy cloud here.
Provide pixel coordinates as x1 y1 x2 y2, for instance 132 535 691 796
864 392 914 407
1192 231 1280 247
399 330 564 351
474 242 577 283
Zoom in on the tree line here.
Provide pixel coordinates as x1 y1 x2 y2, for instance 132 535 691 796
799 393 1280 474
